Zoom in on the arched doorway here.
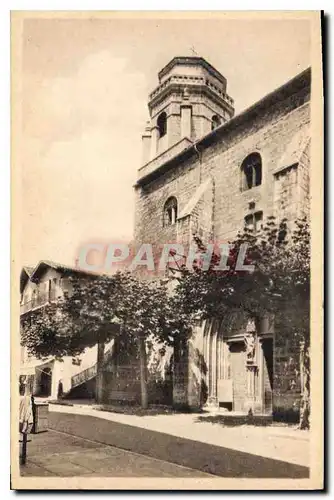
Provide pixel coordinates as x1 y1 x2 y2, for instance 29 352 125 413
203 319 273 414
40 367 52 397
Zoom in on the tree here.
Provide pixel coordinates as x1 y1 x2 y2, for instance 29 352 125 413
21 273 121 402
20 301 81 360
174 216 310 427
20 270 173 408
111 273 169 409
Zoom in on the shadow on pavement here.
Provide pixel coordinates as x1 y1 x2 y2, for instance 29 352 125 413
194 414 273 426
49 412 309 478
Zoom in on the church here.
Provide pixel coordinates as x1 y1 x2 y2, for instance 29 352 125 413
134 56 310 417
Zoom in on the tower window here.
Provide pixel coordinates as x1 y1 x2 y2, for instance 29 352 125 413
245 211 263 233
163 197 178 226
211 115 222 131
241 153 262 190
157 112 167 138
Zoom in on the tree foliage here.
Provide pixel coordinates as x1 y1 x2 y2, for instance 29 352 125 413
173 216 310 427
20 273 120 359
20 271 179 408
20 216 310 421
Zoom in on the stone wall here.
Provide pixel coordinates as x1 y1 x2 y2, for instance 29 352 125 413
135 91 310 251
273 322 302 421
134 70 311 411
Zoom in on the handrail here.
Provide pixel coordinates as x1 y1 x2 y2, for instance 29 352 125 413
70 346 114 388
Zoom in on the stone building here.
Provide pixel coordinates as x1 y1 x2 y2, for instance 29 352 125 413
134 56 310 416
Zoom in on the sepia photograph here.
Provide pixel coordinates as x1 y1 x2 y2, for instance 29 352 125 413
11 10 323 490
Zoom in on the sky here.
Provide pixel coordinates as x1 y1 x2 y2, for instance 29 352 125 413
20 15 311 268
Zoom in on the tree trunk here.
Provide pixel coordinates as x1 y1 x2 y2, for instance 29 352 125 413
96 340 105 404
139 336 148 409
299 341 310 429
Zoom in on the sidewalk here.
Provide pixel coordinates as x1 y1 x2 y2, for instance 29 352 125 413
49 403 310 468
21 429 212 478
47 410 309 478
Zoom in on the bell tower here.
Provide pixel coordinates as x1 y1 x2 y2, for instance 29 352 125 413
141 56 235 165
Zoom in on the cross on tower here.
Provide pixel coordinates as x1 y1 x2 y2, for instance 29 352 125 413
190 46 199 56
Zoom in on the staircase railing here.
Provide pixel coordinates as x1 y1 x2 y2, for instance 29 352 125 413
70 346 114 389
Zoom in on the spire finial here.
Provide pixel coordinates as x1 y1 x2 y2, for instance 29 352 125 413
190 46 199 57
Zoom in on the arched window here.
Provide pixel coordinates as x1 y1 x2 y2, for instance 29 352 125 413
157 112 167 138
211 115 221 131
163 197 178 226
241 153 262 191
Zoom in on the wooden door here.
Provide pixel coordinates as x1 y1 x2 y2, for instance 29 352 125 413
229 342 247 412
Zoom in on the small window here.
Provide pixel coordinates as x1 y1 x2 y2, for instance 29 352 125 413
72 357 82 366
241 153 262 190
245 211 263 233
157 112 167 138
163 197 178 227
211 115 221 131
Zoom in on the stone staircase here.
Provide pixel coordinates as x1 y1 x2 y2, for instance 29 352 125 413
70 346 114 390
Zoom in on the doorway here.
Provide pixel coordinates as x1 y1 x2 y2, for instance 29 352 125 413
40 367 52 397
229 342 247 412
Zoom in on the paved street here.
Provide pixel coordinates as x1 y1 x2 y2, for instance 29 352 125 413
20 430 213 477
20 411 310 478
51 403 310 467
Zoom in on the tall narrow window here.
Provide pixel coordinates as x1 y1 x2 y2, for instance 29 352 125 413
163 197 178 226
241 152 262 190
211 115 221 131
157 112 167 138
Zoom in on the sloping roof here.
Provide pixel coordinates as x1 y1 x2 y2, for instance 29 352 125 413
20 267 34 294
158 56 227 86
178 177 213 219
23 266 34 276
20 259 99 293
274 124 310 175
29 260 95 282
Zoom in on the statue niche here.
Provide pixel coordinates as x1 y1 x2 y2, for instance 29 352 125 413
244 319 257 366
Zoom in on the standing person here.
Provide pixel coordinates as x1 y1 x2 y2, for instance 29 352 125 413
19 382 34 465
57 379 64 400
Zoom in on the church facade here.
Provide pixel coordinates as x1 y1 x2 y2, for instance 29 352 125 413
134 56 310 417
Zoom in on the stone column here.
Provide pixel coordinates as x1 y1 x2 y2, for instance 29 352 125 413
244 321 258 413
96 341 105 404
141 121 152 165
244 336 260 413
212 330 218 400
181 104 192 139
150 125 159 160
